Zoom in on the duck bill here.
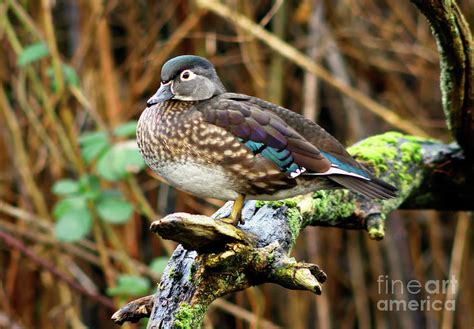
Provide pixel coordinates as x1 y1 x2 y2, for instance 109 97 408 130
147 82 174 106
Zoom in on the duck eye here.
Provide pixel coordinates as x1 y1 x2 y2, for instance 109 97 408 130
180 70 193 80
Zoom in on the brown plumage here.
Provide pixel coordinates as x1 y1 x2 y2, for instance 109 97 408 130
137 55 398 224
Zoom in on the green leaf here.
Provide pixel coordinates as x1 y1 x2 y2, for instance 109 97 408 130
96 148 122 181
54 206 92 242
52 179 79 195
78 174 101 200
78 131 108 147
52 196 87 219
96 193 134 224
113 121 138 137
62 64 80 87
79 174 100 191
107 275 150 297
96 141 145 181
79 130 109 164
149 257 169 274
81 138 110 164
47 64 80 91
18 42 49 67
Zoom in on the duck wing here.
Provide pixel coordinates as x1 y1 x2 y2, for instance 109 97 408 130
197 93 397 199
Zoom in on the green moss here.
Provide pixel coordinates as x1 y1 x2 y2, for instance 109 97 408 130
174 302 206 329
188 263 198 282
348 132 402 175
168 266 176 278
310 190 355 225
272 266 294 283
398 172 412 184
267 251 275 264
256 132 430 237
256 198 298 209
392 138 424 198
400 141 422 163
348 132 426 172
348 132 426 199
286 207 302 247
284 199 298 208
368 226 384 240
366 214 386 240
402 134 437 143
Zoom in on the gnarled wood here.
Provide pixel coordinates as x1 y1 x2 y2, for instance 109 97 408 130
411 0 473 156
112 133 473 328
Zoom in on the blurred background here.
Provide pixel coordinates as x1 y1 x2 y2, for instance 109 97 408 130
0 0 472 328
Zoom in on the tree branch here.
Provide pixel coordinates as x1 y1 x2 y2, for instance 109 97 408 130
113 133 473 327
410 0 473 156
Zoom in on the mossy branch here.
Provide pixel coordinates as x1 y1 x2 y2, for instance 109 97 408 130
113 132 473 328
410 0 473 156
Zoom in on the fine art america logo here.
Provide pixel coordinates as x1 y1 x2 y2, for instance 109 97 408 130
377 275 457 311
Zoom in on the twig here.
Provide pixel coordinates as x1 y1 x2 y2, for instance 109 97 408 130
0 230 115 310
441 212 470 328
40 0 64 95
0 86 49 217
347 233 371 329
195 0 431 137
0 212 159 281
136 9 206 95
112 295 282 328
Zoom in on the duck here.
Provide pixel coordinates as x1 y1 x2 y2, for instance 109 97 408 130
137 55 397 225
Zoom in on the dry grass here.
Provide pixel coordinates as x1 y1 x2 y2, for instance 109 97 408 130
0 0 472 328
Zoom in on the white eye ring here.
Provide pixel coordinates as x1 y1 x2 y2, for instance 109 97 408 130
180 70 195 81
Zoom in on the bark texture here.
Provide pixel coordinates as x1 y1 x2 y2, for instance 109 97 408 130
410 0 473 156
113 134 473 328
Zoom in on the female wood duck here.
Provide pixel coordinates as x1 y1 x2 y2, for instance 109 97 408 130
137 55 397 225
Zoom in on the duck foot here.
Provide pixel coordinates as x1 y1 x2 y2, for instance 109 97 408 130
218 194 246 226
